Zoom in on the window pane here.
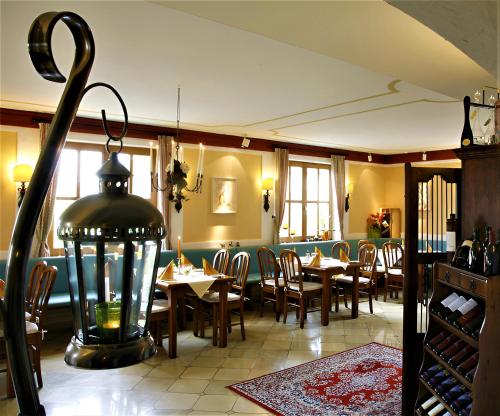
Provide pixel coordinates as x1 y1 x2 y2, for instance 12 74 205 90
319 202 329 232
290 203 302 238
289 166 302 200
53 199 75 248
56 149 78 197
306 203 318 236
307 168 318 201
80 151 102 197
280 204 290 237
132 155 151 199
319 169 329 201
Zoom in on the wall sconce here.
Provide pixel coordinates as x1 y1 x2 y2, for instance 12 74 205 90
13 164 33 207
262 177 273 212
422 152 427 161
367 153 372 162
345 182 354 212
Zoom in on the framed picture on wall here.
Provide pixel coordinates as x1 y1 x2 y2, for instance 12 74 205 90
212 177 237 214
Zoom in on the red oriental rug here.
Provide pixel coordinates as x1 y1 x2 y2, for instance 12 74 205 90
228 343 402 416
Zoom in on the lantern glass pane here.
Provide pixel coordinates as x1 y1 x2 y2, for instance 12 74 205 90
65 241 83 340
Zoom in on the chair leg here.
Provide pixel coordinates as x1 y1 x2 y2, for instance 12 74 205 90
178 298 186 330
343 286 349 308
199 302 205 338
239 304 246 340
212 304 218 346
374 278 379 301
369 288 374 314
335 285 340 312
228 311 232 334
283 295 288 324
6 352 15 398
193 299 199 336
260 288 264 317
384 279 388 302
275 291 282 323
299 296 305 329
33 345 43 388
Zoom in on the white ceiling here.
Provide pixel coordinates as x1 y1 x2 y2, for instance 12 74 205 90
0 1 497 153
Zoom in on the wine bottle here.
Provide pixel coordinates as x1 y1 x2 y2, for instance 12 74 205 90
484 229 498 276
427 369 451 387
458 402 473 416
461 313 484 336
416 395 439 413
456 352 479 375
461 96 474 147
435 377 458 395
448 344 476 368
426 331 449 349
469 228 483 273
456 305 482 328
443 383 468 402
446 214 458 264
451 391 472 412
440 339 467 361
445 298 478 325
421 363 444 381
452 240 473 269
431 293 459 316
437 296 467 319
465 364 477 382
428 402 445 416
433 334 458 354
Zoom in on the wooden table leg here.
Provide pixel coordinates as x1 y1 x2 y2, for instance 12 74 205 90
218 282 229 347
167 287 178 359
321 271 331 326
351 266 359 319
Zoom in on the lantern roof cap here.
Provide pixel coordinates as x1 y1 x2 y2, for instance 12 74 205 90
97 152 130 177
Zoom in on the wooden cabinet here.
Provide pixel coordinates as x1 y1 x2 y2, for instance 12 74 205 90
415 263 500 415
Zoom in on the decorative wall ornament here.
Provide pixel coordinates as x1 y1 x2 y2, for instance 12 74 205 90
212 177 237 214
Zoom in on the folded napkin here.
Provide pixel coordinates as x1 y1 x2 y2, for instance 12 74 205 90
202 258 219 275
308 253 321 267
0 279 5 298
339 249 350 263
314 246 323 258
158 260 175 280
181 253 194 267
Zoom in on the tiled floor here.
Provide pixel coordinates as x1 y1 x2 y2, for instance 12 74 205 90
0 299 403 416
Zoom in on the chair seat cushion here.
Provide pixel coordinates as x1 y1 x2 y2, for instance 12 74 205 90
335 275 371 284
151 299 170 313
288 281 323 292
387 268 403 276
0 321 38 338
264 278 285 287
202 292 240 303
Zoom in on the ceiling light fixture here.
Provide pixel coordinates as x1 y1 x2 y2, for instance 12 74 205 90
241 136 250 148
151 88 204 212
422 152 427 161
368 153 372 162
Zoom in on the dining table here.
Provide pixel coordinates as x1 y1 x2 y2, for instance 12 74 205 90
155 272 235 359
301 257 361 324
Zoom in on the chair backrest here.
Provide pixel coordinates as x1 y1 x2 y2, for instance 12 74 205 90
29 265 57 330
331 241 351 260
357 239 370 250
257 247 281 287
383 242 404 271
213 249 230 274
279 249 304 291
359 243 378 281
26 261 47 311
230 252 250 296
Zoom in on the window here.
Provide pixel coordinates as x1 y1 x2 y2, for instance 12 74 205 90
52 143 151 249
280 161 331 241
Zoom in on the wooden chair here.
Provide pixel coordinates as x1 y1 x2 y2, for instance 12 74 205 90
330 241 351 311
279 250 323 329
25 261 47 319
149 299 169 347
257 247 284 322
336 243 377 313
213 248 231 274
2 265 57 397
383 242 404 301
357 239 370 253
199 252 250 345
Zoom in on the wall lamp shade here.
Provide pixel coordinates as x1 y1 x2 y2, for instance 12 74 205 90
57 152 166 369
13 164 33 207
345 183 354 212
262 178 273 212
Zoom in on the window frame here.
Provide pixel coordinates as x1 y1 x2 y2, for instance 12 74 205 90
281 161 332 241
50 142 152 254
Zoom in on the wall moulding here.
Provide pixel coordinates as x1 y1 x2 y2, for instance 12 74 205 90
0 107 457 164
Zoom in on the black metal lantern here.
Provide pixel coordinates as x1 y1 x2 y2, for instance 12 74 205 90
58 152 165 368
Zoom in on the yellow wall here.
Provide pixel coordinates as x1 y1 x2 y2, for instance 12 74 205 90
0 131 18 250
182 147 262 243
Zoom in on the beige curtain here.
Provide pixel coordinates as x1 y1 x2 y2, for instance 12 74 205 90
330 155 345 240
157 135 174 249
273 148 289 244
32 123 59 257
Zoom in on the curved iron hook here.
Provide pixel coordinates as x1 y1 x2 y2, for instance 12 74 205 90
83 82 129 152
3 11 94 416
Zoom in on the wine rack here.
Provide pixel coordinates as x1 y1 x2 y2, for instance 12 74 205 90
414 263 500 415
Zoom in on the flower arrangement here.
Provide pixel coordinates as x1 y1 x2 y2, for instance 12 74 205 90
167 159 189 212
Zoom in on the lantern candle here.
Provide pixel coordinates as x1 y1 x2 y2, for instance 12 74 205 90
95 301 121 339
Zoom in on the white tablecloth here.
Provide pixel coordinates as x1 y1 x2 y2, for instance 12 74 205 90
157 268 223 298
